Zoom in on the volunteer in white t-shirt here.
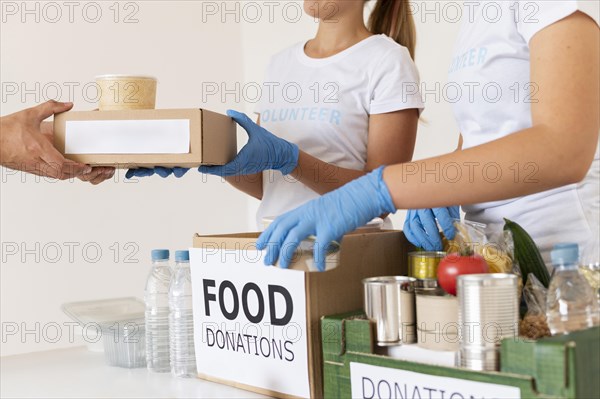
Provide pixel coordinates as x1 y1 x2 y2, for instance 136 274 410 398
251 25 424 227
439 0 600 261
258 0 599 270
216 0 423 228
130 0 425 228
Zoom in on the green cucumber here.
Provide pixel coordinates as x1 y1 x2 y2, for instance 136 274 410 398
503 218 551 288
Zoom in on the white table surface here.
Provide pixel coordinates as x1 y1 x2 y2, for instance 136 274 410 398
1 346 269 399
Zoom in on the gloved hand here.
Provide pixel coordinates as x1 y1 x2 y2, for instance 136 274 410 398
257 166 396 271
125 110 299 179
199 110 299 176
403 207 460 251
125 167 189 179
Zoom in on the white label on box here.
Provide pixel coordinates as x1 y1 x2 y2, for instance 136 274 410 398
65 119 190 154
189 248 310 398
350 363 521 399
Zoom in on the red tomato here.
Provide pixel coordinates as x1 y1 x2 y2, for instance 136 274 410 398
437 253 489 295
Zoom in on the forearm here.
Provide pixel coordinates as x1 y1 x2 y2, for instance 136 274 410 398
225 174 263 200
0 116 12 166
290 151 366 195
383 124 598 209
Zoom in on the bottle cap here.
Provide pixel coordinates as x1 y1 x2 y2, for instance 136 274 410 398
151 249 170 261
551 243 579 265
175 250 190 262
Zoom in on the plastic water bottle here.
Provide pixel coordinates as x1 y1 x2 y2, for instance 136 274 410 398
145 249 172 372
546 243 599 335
580 236 600 305
169 250 197 378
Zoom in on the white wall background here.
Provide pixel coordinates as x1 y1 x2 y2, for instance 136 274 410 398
1 0 460 356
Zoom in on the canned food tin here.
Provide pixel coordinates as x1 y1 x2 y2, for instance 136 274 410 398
408 251 445 279
363 276 417 346
414 287 459 351
456 273 519 371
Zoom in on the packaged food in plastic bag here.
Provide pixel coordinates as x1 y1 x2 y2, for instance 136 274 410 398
482 230 515 274
445 220 514 274
444 220 487 254
519 273 551 339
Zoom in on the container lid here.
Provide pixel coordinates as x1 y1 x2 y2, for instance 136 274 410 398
151 249 170 261
551 243 579 265
175 250 190 262
95 74 157 80
62 297 145 327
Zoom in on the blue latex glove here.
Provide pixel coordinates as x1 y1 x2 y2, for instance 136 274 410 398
125 109 298 179
257 166 396 271
125 167 189 179
199 110 299 176
403 207 460 251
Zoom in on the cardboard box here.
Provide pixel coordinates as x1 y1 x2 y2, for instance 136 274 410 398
322 312 600 399
53 108 237 168
189 230 410 398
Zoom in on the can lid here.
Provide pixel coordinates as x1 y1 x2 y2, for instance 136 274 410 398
456 273 517 287
408 251 446 258
151 249 170 261
362 276 416 287
551 243 579 265
175 250 190 262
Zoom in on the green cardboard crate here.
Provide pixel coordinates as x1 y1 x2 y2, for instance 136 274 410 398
321 312 599 398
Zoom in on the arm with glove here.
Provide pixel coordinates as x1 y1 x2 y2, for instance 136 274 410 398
128 109 416 203
125 110 298 182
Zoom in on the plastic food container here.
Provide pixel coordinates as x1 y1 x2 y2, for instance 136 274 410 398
262 216 365 272
62 297 147 368
101 320 146 368
260 217 385 272
95 75 157 111
294 237 341 272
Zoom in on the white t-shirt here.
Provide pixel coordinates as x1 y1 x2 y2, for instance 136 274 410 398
255 34 424 227
448 0 600 263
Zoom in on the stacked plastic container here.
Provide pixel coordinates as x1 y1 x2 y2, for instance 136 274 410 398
102 320 146 368
169 250 197 377
62 297 146 368
145 249 172 372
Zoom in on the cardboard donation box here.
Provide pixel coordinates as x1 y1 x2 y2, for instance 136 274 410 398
190 230 410 398
53 108 237 168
